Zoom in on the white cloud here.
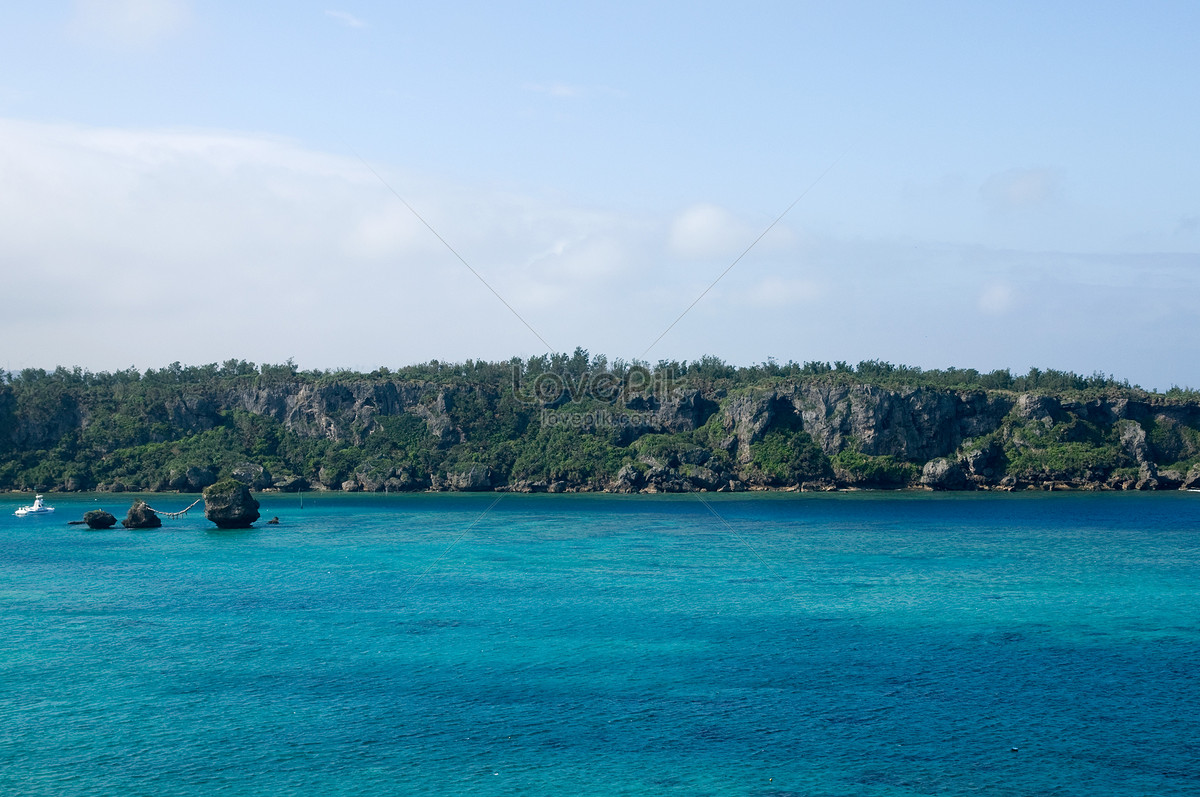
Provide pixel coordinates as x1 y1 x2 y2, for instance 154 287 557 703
1 117 1197 389
345 206 432 260
0 118 665 370
668 203 755 260
325 10 366 28
69 0 191 50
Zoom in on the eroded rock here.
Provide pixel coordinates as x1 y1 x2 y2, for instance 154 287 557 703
232 462 272 490
446 465 492 491
921 458 967 490
83 509 117 529
122 501 162 529
203 479 261 529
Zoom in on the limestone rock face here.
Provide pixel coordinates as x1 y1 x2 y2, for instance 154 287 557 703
203 480 261 529
1015 394 1062 425
610 463 643 493
383 469 428 492
1156 469 1185 490
1184 465 1200 490
168 466 217 492
83 509 117 529
317 466 340 489
447 465 492 491
961 441 1003 483
122 501 162 529
232 462 272 490
354 469 386 492
1135 463 1159 491
1118 421 1151 465
623 390 719 434
921 458 967 490
272 474 309 492
719 384 1014 466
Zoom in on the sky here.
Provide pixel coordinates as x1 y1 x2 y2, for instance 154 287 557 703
1 1 1198 389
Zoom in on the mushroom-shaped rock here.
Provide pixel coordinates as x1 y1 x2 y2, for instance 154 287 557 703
83 509 117 530
203 479 261 529
122 501 162 529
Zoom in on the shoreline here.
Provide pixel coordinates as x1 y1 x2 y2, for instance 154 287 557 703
8 481 1195 497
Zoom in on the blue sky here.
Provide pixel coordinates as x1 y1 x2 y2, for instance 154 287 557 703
2 1 1198 388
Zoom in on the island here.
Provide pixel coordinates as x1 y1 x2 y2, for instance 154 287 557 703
1 353 1197 494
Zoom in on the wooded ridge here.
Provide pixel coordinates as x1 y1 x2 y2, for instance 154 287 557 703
3 353 1198 493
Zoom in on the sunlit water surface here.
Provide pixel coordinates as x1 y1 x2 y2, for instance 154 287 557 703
2 491 1198 795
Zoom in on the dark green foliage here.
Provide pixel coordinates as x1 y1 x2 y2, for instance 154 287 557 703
0 355 1191 492
509 425 624 484
1142 417 1200 470
1005 442 1126 481
997 407 1133 482
203 478 245 497
631 433 706 467
831 449 919 488
749 408 832 484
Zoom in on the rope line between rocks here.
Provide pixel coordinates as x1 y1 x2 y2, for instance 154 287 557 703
143 497 204 518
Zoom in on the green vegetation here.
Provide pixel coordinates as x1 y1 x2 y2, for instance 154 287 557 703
1143 416 1200 471
748 409 832 485
831 449 919 488
1003 416 1127 481
1 352 1196 492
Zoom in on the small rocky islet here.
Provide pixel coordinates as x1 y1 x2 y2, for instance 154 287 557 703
105 481 259 529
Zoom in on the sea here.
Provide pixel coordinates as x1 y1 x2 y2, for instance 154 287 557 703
1 490 1198 796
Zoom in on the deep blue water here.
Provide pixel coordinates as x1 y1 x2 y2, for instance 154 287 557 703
1 491 1198 795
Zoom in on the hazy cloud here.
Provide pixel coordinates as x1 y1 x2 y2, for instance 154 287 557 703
1 117 1196 389
0 118 662 369
668 203 755 260
740 276 824 307
980 167 1059 212
1175 214 1199 236
69 0 191 50
325 10 365 28
977 282 1016 315
524 82 583 98
522 82 627 100
345 206 430 260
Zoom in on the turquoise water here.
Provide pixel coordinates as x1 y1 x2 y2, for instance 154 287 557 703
2 491 1198 795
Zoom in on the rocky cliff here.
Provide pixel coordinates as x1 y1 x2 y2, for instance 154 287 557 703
3 367 1198 494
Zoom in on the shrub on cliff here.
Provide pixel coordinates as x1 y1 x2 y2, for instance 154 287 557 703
750 428 832 485
832 450 919 488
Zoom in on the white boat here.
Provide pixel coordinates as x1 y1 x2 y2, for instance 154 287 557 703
14 495 54 516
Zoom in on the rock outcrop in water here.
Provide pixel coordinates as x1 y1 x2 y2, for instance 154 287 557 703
203 479 260 528
122 501 161 529
83 509 117 529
